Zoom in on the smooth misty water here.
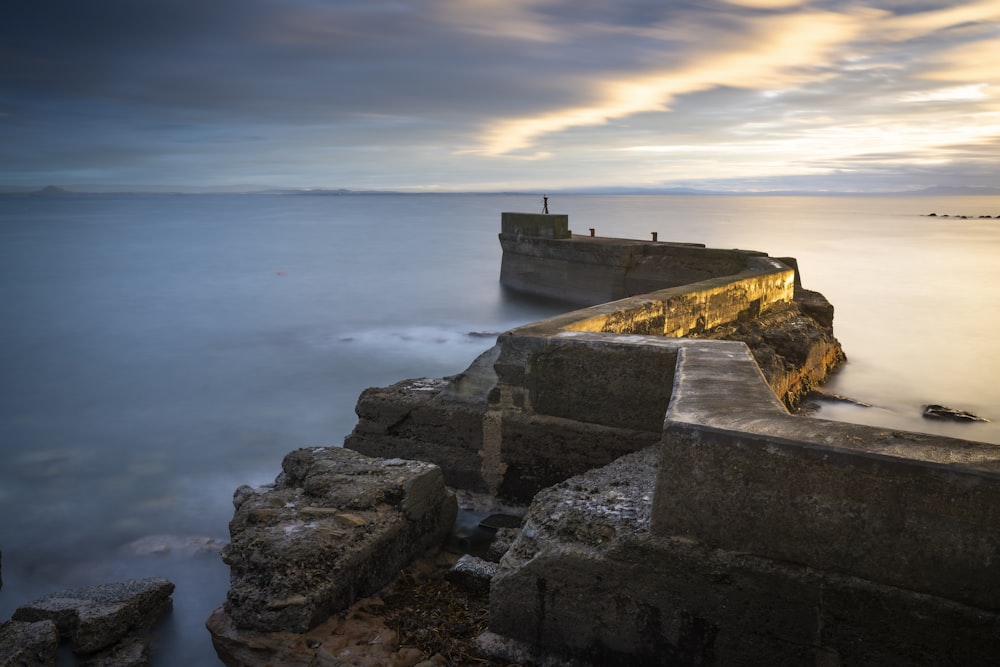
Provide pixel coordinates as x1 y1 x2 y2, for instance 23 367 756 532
1 193 998 664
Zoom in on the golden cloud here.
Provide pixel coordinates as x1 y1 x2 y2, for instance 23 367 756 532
920 37 1000 84
879 0 1000 40
475 10 868 155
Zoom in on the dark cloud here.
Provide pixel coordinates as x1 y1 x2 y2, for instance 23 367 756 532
0 0 996 190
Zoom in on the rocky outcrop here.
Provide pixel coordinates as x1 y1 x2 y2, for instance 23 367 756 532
3 578 173 666
923 404 990 422
697 287 845 407
211 447 457 650
0 619 59 667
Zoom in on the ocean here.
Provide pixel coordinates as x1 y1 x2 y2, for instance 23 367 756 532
1 192 998 664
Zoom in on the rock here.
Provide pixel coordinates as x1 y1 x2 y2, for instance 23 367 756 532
78 637 148 667
486 527 519 563
478 513 523 531
0 619 59 667
217 447 457 634
444 555 497 594
699 294 845 408
804 389 873 408
12 577 174 655
207 601 427 667
122 534 227 557
922 404 990 422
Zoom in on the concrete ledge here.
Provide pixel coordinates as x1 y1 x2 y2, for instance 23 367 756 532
507 257 794 339
652 341 1000 611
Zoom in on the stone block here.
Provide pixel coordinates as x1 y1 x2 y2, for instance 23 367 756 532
445 555 497 594
220 447 457 633
12 578 173 655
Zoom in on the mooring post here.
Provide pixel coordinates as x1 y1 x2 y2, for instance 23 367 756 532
589 228 595 237
652 232 658 242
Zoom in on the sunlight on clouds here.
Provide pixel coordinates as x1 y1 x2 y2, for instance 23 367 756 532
476 10 866 155
623 114 1000 181
900 84 990 102
879 0 1000 40
921 37 1000 84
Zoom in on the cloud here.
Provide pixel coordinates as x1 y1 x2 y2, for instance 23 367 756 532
920 37 1000 84
0 0 997 191
878 0 1000 40
474 8 869 155
720 0 806 7
431 0 567 42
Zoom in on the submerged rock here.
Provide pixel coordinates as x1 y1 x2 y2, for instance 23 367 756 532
922 404 990 422
10 577 173 658
122 534 227 557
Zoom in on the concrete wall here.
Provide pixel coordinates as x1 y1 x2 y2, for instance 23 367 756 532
483 333 1000 665
350 228 819 503
653 340 1000 612
478 216 1000 664
559 257 794 337
500 212 571 239
498 211 768 305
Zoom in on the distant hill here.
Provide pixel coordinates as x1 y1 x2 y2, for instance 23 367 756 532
30 185 75 196
2 183 998 196
910 185 1000 196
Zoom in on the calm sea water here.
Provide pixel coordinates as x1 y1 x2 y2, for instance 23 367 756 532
1 193 998 664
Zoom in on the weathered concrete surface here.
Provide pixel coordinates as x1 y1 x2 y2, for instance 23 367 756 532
347 312 839 503
346 334 678 503
550 256 794 337
338 218 998 664
653 339 1000 612
348 231 842 502
482 445 1000 666
499 226 766 306
11 578 174 656
217 447 457 634
0 619 59 667
501 212 571 239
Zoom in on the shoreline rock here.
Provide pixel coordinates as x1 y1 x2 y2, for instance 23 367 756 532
923 403 990 422
214 447 457 642
3 577 174 665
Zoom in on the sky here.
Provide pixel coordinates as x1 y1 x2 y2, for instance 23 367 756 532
1 0 999 193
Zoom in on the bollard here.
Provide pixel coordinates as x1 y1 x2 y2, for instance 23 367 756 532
651 232 658 242
589 228 595 237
